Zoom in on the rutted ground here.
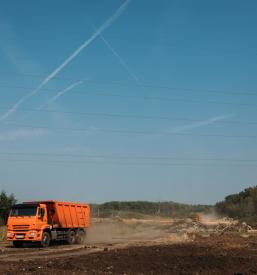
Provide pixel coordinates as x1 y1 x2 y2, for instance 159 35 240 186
1 216 257 274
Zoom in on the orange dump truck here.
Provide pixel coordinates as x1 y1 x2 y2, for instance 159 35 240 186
6 200 90 247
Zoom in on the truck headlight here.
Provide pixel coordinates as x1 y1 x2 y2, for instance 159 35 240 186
7 232 14 238
28 231 37 237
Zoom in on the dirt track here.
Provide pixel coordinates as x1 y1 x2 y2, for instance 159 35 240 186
1 218 257 274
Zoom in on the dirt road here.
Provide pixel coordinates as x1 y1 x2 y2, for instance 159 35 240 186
1 218 257 274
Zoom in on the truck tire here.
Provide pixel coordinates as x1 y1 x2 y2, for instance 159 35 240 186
13 241 23 248
41 232 51 248
67 230 76 245
76 230 86 244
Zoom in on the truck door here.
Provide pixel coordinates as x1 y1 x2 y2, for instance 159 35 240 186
37 205 48 228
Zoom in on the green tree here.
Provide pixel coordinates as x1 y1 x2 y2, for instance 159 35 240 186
91 201 212 218
0 191 16 225
215 186 257 224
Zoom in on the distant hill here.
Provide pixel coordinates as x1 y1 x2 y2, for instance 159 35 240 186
216 186 257 224
91 201 212 218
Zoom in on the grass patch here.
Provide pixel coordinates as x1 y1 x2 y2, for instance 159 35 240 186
0 226 6 241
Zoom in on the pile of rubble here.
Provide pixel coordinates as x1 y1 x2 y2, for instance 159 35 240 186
170 215 256 235
215 221 254 233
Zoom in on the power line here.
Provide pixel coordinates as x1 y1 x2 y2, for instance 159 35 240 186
0 157 256 167
105 34 257 57
0 84 256 108
1 75 257 97
0 105 257 126
0 151 257 163
1 124 257 139
53 91 257 107
2 24 256 57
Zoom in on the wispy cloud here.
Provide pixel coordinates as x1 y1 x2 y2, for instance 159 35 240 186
0 128 48 141
50 146 91 154
38 81 83 109
0 22 43 76
0 0 131 121
170 114 235 133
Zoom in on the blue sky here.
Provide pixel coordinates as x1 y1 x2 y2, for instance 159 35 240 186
0 0 257 204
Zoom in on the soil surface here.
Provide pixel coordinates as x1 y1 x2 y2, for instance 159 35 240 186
1 234 257 274
1 218 257 274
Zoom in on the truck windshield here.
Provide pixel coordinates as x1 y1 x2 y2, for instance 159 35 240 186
10 206 37 217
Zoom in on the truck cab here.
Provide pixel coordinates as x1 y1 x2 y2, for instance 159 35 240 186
7 203 50 247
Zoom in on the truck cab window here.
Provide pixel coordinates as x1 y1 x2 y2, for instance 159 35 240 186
10 206 37 217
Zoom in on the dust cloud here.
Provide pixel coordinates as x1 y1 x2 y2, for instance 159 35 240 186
85 218 189 245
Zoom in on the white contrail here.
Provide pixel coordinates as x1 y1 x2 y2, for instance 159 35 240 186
11 81 84 123
0 0 131 121
170 114 234 133
86 18 141 85
99 34 142 85
38 81 83 109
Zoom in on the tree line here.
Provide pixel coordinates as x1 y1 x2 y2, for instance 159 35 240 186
216 186 257 224
0 191 16 225
91 201 212 218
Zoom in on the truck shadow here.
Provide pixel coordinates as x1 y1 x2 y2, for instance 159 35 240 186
6 241 70 249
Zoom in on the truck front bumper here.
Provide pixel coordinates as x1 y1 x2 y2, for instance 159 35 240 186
7 231 41 241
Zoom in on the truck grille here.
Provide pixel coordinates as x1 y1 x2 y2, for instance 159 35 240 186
12 225 29 231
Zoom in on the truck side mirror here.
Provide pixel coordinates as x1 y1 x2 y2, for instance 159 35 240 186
38 208 45 219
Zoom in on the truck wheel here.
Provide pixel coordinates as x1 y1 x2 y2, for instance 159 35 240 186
41 232 51 248
13 241 23 248
67 230 76 245
76 230 86 244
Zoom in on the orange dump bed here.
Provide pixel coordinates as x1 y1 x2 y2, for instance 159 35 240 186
25 200 90 228
54 201 90 228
